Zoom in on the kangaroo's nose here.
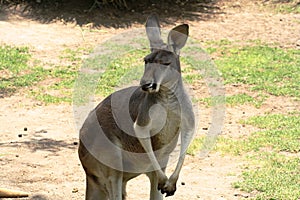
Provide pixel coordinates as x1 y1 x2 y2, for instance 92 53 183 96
141 82 157 92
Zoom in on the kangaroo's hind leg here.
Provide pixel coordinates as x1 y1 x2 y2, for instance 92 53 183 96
85 174 108 200
146 171 163 200
106 169 123 200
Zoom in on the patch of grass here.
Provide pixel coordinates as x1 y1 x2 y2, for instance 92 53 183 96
233 153 300 200
187 137 205 156
32 47 90 104
268 0 300 14
0 66 47 90
60 47 92 62
73 46 147 105
225 94 255 106
182 73 203 84
0 44 89 103
196 93 267 108
226 93 265 108
240 114 300 130
182 42 222 81
214 112 300 199
95 50 146 97
0 45 50 94
0 45 30 73
209 42 300 97
27 64 80 104
218 127 300 155
34 93 72 104
217 114 300 155
49 65 79 89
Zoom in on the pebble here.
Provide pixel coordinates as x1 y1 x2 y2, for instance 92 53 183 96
72 188 78 193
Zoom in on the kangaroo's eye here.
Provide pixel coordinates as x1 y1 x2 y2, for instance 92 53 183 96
159 62 171 66
156 60 171 66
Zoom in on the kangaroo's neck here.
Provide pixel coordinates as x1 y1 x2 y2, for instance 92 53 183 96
154 78 184 107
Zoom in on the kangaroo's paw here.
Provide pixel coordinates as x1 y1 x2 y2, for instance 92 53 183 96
158 179 177 197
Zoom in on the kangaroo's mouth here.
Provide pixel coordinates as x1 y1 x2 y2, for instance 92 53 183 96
141 82 159 93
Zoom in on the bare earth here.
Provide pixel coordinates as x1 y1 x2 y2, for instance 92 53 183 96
0 1 299 200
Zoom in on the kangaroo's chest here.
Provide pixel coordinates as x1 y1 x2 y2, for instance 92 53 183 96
150 107 181 151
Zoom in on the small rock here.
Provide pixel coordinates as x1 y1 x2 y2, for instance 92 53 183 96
24 127 28 131
72 188 79 193
181 182 185 185
73 141 78 145
234 193 249 198
18 134 23 138
36 102 43 106
296 40 300 48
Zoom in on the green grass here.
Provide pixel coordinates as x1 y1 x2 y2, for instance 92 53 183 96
197 93 267 108
241 113 300 130
234 153 300 200
269 0 300 14
187 137 205 156
215 113 300 199
59 47 92 62
226 93 266 108
0 45 48 94
0 44 84 103
217 113 300 155
32 65 80 104
0 45 30 73
217 127 300 155
213 44 300 97
94 50 145 97
1 66 47 89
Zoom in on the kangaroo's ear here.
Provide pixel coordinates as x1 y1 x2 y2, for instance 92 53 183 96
167 24 189 55
146 14 164 51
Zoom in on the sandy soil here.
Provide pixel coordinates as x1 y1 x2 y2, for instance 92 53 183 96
0 0 299 199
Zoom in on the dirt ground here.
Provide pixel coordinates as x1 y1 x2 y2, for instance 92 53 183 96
0 0 299 199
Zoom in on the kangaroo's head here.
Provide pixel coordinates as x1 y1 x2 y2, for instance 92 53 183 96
140 14 189 93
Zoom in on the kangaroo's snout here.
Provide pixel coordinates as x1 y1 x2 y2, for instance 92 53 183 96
141 82 158 92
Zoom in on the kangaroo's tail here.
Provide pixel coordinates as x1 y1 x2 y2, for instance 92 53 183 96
0 188 29 198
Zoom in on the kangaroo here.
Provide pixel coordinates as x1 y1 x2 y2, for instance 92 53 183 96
78 14 195 200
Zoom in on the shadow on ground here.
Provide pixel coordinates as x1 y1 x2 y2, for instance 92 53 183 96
0 0 223 27
0 138 77 154
30 194 49 200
